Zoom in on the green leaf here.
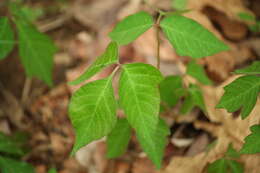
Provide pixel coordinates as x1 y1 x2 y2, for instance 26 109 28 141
48 168 57 173
208 158 228 173
0 156 35 173
106 118 131 158
227 160 244 173
187 60 212 85
180 91 193 114
20 6 44 22
0 132 24 156
234 61 260 75
15 20 57 86
216 75 260 119
69 76 117 155
109 11 154 45
172 0 188 10
160 15 229 58
159 75 184 108
136 118 170 169
0 17 15 60
69 42 118 85
238 12 255 22
225 144 240 158
180 84 205 114
240 125 260 154
119 63 163 167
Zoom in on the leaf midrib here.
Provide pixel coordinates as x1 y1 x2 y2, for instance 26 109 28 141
18 23 50 82
77 78 113 145
122 67 159 162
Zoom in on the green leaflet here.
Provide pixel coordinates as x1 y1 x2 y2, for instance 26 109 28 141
172 0 188 10
0 132 24 156
69 42 119 85
69 76 117 155
0 17 15 60
136 118 170 169
234 61 260 75
159 75 185 108
106 118 131 158
119 63 163 130
119 63 164 168
0 156 35 173
238 12 255 22
160 15 229 58
15 20 57 86
186 60 212 85
216 75 260 119
20 6 44 22
227 160 244 173
208 158 228 173
48 168 57 173
180 84 205 114
109 11 154 45
240 125 260 154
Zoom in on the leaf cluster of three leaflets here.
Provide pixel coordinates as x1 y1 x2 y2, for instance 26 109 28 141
68 11 229 167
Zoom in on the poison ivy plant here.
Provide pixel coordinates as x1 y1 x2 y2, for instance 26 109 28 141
216 59 260 172
216 75 260 119
106 118 131 158
15 19 57 86
69 76 117 155
160 15 229 58
68 8 229 168
240 125 260 154
109 11 154 45
69 41 118 85
0 1 57 86
136 118 170 169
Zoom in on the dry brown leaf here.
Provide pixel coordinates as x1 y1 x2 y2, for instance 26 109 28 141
72 0 127 30
187 0 251 19
132 158 159 173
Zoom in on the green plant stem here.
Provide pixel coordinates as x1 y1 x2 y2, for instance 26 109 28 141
155 13 163 69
